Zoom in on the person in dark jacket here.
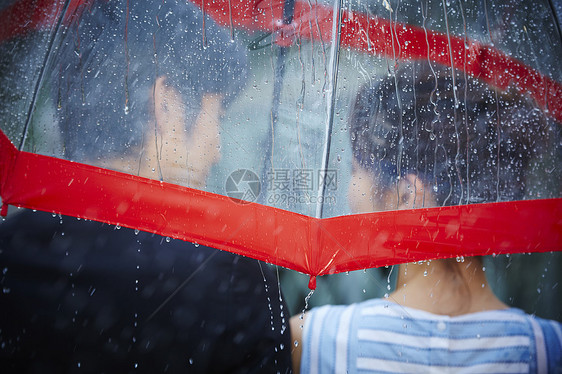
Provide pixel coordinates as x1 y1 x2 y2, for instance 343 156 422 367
0 1 291 373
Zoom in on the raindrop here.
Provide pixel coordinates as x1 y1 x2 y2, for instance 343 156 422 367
134 229 140 235
2 287 10 294
2 267 7 275
300 289 315 320
165 237 171 243
189 358 194 365
115 224 121 230
423 270 428 277
294 340 299 347
134 362 138 369
193 242 199 247
77 362 81 368
537 288 541 294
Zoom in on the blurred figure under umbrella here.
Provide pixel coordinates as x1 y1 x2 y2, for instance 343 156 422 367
291 62 561 374
0 1 291 373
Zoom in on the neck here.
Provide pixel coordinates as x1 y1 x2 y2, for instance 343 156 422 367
389 258 508 316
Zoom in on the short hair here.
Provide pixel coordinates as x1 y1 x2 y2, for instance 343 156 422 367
55 1 247 162
349 62 551 206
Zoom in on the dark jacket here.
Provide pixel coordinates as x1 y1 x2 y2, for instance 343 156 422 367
0 210 292 373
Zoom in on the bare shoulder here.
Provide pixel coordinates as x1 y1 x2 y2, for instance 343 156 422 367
290 313 308 374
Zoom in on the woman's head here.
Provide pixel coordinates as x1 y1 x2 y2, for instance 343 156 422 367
349 62 550 212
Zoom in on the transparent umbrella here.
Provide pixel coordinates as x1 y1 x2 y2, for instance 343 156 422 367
0 0 560 291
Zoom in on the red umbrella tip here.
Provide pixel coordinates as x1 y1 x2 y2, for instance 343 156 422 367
308 276 317 290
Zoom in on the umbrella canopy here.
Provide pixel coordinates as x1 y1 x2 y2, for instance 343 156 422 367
0 0 560 289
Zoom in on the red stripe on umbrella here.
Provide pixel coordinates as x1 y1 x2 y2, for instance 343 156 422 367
2 130 560 285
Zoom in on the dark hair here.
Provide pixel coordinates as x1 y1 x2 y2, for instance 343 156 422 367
55 0 247 162
349 62 550 206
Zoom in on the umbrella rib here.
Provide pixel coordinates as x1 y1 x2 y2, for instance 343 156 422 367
18 0 72 151
315 0 343 219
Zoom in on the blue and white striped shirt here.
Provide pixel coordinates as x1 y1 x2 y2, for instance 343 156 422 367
301 299 562 373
